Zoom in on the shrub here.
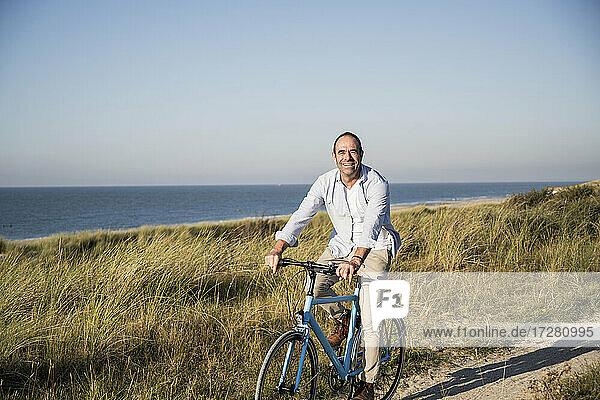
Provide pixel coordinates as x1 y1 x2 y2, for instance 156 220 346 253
530 362 600 400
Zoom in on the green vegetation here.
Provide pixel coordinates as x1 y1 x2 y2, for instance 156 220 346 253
0 184 599 399
530 362 600 400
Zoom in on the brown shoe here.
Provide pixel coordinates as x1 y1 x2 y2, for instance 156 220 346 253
351 381 374 400
327 312 350 348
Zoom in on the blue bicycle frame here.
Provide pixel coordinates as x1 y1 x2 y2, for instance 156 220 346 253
280 285 364 393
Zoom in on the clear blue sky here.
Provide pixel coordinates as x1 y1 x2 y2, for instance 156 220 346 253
1 0 599 186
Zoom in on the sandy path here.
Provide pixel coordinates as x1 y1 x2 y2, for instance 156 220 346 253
391 197 507 212
395 346 600 399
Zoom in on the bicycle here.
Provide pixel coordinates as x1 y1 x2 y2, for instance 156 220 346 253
255 258 406 400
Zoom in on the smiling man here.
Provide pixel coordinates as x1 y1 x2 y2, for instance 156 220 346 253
265 132 401 400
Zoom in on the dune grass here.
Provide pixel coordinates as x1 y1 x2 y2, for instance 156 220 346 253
529 361 600 400
0 183 599 399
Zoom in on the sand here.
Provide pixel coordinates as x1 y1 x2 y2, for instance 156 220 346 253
391 197 507 212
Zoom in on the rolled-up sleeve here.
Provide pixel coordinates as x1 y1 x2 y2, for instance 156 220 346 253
275 179 325 247
356 180 388 249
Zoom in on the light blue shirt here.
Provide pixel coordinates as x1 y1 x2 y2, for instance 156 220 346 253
276 164 402 258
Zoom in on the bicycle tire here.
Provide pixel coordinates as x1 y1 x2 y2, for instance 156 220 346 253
351 319 406 400
255 330 319 400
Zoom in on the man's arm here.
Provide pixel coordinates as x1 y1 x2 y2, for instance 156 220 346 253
336 246 370 281
274 183 325 248
357 180 389 249
266 178 325 273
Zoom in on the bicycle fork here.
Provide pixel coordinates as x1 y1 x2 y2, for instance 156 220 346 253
276 329 311 394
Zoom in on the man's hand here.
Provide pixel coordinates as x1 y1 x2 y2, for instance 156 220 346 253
265 249 282 273
265 240 289 273
336 259 361 281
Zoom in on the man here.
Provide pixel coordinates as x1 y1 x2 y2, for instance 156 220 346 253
265 132 401 400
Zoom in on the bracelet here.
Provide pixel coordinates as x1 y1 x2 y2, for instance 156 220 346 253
352 255 364 263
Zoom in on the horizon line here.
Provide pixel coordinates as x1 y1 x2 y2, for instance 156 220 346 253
0 179 590 189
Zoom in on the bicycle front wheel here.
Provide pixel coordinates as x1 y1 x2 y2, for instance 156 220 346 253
255 331 319 400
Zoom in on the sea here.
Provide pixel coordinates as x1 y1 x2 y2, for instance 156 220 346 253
0 181 582 241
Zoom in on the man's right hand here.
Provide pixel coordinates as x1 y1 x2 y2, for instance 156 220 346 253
265 249 282 273
265 240 289 273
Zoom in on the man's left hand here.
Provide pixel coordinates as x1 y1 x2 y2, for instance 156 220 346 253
336 259 361 281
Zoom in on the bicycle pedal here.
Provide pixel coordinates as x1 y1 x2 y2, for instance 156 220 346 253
277 384 295 394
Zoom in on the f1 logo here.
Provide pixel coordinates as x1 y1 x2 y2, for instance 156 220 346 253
369 280 410 330
376 289 405 308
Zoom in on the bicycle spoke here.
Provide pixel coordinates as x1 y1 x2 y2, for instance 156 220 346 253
256 331 318 400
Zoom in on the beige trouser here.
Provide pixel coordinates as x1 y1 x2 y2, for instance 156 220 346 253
307 247 391 383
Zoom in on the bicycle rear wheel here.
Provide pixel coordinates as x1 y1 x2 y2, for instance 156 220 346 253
374 318 406 399
351 319 406 400
255 330 319 400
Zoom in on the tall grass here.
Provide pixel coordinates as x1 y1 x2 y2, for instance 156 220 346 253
529 362 600 400
0 184 598 399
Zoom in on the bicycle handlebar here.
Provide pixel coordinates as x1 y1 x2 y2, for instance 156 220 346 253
278 258 340 276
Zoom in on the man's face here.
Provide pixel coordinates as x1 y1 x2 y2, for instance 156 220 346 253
332 135 363 179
